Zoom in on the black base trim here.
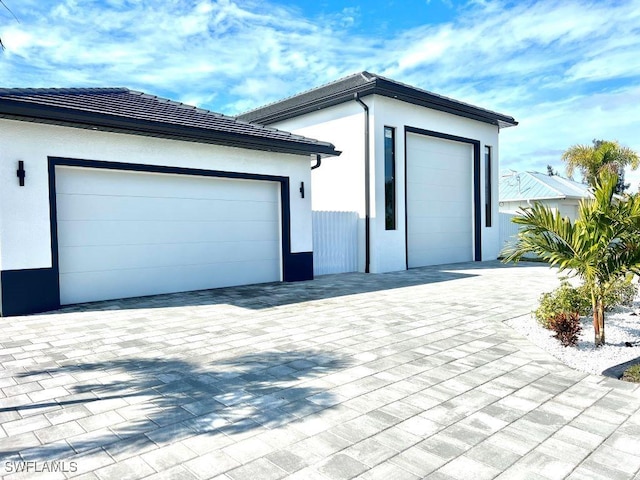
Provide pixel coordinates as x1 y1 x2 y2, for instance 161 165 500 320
283 252 314 282
1 268 60 316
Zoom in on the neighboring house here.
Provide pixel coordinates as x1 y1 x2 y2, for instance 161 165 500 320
0 88 339 316
499 171 593 221
239 72 518 274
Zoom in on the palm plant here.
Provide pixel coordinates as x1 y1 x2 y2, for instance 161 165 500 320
562 140 640 192
502 171 640 347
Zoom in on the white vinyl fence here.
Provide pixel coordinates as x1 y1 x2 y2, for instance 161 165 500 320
499 212 521 256
312 211 359 275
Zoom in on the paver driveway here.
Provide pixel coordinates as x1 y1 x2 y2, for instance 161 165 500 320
1 261 639 480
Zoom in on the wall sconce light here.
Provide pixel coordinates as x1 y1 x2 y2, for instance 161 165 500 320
17 161 25 187
299 181 305 198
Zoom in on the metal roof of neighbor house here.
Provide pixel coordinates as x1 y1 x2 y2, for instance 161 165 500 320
0 88 340 157
500 171 593 202
238 71 518 128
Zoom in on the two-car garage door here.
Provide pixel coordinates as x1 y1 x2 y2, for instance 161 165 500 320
406 133 474 268
55 166 281 305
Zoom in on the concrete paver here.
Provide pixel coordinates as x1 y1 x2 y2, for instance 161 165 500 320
0 261 639 479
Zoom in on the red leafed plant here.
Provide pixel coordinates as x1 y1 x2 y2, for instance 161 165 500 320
548 312 582 347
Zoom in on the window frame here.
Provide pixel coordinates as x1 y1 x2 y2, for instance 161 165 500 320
484 145 492 227
384 126 396 230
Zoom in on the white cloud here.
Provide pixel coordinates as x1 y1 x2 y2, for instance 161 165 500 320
1 0 639 186
500 86 640 188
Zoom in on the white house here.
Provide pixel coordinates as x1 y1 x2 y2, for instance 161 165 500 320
499 171 593 221
239 72 518 274
0 88 338 316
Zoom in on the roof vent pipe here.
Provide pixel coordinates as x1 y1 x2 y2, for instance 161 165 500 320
354 92 371 274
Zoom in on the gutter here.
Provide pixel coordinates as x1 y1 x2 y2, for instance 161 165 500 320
354 92 371 274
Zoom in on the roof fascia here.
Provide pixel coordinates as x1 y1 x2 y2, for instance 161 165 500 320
242 78 517 128
373 78 517 128
0 99 340 157
242 83 377 124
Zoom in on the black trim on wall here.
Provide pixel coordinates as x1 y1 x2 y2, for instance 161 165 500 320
404 127 482 268
283 252 314 281
0 268 60 316
1 156 313 316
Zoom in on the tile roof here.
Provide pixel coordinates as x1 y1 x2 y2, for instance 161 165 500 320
500 171 593 202
0 88 339 156
238 71 518 128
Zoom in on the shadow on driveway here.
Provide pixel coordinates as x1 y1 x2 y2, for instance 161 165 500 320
4 350 350 461
39 262 529 316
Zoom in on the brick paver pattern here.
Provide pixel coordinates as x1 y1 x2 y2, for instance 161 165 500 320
0 261 639 480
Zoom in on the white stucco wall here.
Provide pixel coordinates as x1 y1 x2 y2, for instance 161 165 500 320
275 102 366 214
0 118 314 272
274 102 368 271
274 94 503 273
372 95 502 270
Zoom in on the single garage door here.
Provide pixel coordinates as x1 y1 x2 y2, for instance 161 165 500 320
406 133 473 267
56 166 281 305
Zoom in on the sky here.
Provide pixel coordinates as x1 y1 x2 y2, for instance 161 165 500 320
1 0 640 189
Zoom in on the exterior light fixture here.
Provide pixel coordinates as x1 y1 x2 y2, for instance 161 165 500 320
17 161 25 186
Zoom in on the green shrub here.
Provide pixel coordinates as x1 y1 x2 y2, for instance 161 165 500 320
534 277 637 328
622 364 640 383
604 276 637 308
534 282 590 328
547 312 582 347
573 276 638 311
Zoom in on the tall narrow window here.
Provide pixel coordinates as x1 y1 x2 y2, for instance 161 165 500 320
485 145 492 227
384 127 396 230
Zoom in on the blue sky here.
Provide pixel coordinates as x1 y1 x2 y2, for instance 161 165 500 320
2 0 640 188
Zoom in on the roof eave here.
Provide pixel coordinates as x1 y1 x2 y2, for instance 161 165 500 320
0 100 340 157
240 83 377 124
372 78 518 128
240 77 518 128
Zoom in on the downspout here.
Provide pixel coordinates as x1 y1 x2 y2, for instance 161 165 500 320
311 154 321 170
354 92 371 274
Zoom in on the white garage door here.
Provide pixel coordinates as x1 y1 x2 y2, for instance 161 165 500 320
56 166 281 305
406 133 473 267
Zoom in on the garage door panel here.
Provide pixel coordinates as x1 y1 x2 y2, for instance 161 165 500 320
407 184 469 206
407 133 473 268
407 198 470 218
60 259 280 305
57 220 278 247
411 231 471 246
408 159 468 176
408 245 470 266
56 195 276 222
57 167 278 202
59 240 279 273
409 216 472 234
56 166 281 305
409 139 468 156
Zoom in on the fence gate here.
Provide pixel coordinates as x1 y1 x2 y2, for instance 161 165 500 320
312 211 358 275
499 212 522 257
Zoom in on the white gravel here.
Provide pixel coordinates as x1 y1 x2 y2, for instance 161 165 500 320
506 294 640 376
